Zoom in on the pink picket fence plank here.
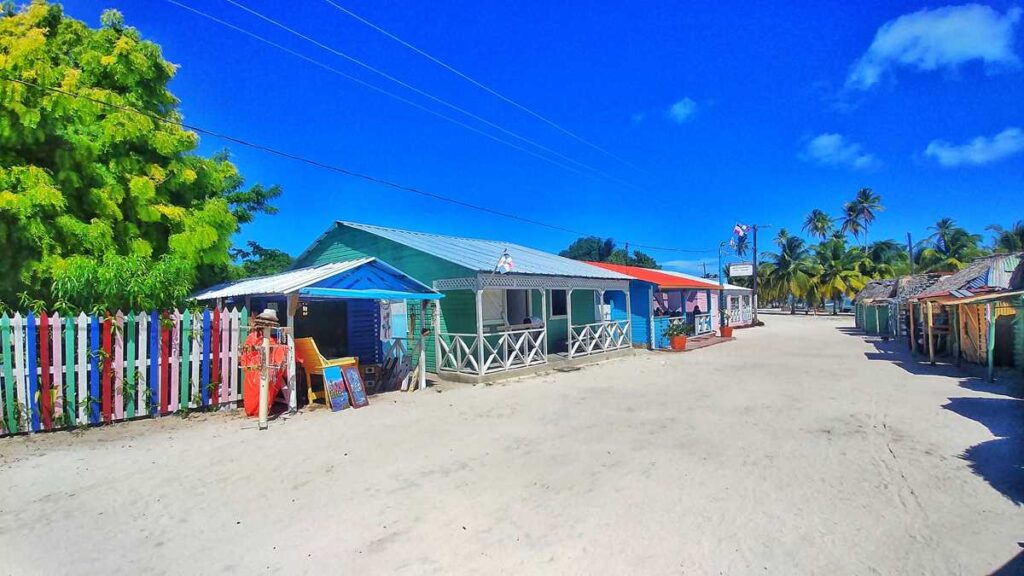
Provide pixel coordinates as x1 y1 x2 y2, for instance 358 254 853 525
113 312 125 421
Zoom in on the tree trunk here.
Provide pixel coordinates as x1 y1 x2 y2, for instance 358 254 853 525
832 299 838 315
789 294 796 315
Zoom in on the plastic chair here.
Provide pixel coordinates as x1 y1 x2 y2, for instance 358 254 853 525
294 337 357 403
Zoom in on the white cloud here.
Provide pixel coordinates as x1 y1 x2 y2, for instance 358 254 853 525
847 4 1022 90
924 126 1024 166
631 112 646 124
801 133 878 169
667 97 697 123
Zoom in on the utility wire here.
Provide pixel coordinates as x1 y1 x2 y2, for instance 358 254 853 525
162 0 594 182
0 76 714 254
320 0 647 175
213 0 644 192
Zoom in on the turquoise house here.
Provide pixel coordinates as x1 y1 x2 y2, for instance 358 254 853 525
294 221 634 380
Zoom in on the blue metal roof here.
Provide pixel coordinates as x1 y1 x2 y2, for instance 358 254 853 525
192 258 442 301
337 221 630 280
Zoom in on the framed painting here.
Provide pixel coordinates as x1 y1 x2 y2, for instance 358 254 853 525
342 365 369 408
322 366 350 412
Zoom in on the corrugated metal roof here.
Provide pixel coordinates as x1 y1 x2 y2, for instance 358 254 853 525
659 269 728 290
338 221 630 280
915 253 1023 300
585 261 721 289
192 258 437 301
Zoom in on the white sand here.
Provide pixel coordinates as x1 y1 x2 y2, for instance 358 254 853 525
1 314 1021 575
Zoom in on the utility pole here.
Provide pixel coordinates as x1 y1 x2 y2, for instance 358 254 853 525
907 232 914 275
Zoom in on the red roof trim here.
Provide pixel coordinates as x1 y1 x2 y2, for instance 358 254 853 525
585 261 721 290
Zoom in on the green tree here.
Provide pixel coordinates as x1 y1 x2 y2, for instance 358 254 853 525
774 228 791 248
862 239 909 278
560 237 658 268
811 238 867 314
0 2 280 309
843 188 882 248
802 209 833 240
987 221 1024 253
230 241 293 278
915 218 985 272
559 236 616 262
762 236 815 314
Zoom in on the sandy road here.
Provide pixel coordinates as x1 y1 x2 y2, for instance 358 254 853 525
1 314 1021 575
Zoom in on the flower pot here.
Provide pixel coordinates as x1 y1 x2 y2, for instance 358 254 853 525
670 335 688 351
720 326 734 338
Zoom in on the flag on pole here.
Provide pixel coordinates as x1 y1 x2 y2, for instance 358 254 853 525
733 223 749 237
495 250 514 274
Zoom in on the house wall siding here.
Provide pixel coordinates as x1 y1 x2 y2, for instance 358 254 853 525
296 225 477 372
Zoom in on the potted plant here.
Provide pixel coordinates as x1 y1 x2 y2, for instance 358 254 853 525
720 310 734 338
664 322 692 351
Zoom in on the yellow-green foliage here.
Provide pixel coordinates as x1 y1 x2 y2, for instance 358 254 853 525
0 1 279 309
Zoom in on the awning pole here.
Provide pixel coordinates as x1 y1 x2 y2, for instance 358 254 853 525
987 302 996 383
927 302 935 366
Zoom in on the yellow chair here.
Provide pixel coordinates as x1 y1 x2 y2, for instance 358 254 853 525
294 337 358 404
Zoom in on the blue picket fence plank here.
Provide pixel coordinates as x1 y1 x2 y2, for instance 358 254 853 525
149 311 160 416
89 314 100 424
25 311 39 432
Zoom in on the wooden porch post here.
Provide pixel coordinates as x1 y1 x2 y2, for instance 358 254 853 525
986 302 996 382
566 288 574 358
540 289 548 360
624 286 632 345
475 288 484 375
951 305 961 368
648 285 655 348
874 306 880 336
434 296 442 374
913 303 921 352
285 293 298 414
926 301 935 366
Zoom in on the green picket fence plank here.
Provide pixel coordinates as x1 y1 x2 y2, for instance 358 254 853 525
2 315 15 433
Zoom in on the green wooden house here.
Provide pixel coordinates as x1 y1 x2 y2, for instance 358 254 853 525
294 221 633 380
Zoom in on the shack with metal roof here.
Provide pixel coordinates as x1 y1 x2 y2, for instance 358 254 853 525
907 253 1023 379
585 262 724 348
293 221 635 381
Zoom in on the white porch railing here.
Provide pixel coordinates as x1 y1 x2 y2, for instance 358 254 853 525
437 327 547 375
569 319 631 358
694 313 713 335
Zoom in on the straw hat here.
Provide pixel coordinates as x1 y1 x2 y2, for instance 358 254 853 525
254 308 279 326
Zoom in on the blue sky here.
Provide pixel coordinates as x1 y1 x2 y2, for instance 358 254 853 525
63 1 1024 273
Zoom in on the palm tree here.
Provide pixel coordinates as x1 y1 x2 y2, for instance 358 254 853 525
840 201 863 246
852 188 882 246
987 221 1024 253
774 228 791 248
733 234 749 257
812 238 868 314
916 218 985 272
864 239 909 277
802 209 833 240
764 237 815 314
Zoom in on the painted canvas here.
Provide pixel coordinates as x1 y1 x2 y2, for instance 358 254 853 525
322 366 350 412
342 365 369 408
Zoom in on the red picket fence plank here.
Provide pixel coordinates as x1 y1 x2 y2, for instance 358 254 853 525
39 312 52 430
101 316 112 423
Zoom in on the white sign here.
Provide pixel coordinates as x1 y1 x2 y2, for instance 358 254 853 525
729 263 754 277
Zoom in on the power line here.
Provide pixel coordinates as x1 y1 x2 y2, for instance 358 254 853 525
1 76 714 254
213 0 644 192
162 0 594 182
319 0 648 175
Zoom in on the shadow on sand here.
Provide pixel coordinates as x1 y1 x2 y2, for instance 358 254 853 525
990 547 1024 575
841 327 1024 504
942 397 1024 506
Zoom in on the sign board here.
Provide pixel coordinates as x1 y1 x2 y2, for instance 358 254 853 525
342 365 369 408
322 366 350 412
728 263 754 277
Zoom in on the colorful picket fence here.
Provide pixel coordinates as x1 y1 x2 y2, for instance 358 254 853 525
0 307 250 436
